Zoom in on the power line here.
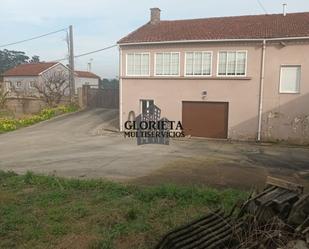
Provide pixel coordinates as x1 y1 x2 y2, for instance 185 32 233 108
0 28 68 48
75 44 117 58
257 0 268 14
54 44 117 61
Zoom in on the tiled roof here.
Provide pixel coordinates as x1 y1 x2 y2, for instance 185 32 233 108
118 12 309 44
3 63 100 79
3 62 58 76
75 71 100 79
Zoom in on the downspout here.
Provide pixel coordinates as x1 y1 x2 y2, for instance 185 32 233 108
257 40 266 141
119 46 123 131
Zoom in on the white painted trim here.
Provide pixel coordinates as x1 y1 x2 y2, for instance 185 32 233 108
118 36 309 46
38 62 74 78
216 50 248 77
184 51 213 77
125 52 150 77
38 62 61 75
154 52 180 77
279 65 301 94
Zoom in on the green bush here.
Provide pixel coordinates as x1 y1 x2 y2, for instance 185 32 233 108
0 104 78 133
0 119 17 132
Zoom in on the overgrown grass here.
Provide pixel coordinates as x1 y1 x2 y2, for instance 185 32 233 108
0 104 78 133
0 171 248 249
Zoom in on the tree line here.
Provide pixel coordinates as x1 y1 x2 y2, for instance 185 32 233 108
0 49 40 75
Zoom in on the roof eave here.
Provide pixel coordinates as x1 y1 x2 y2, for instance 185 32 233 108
118 36 309 46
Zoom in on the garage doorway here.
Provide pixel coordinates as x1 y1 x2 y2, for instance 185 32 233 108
182 101 228 138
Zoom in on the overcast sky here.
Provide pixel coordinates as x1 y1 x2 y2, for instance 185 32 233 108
1 0 309 78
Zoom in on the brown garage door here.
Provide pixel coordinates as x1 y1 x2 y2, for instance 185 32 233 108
182 101 228 138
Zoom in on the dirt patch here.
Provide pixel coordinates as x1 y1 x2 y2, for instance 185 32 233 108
55 234 97 249
0 191 18 203
132 157 309 191
114 233 146 249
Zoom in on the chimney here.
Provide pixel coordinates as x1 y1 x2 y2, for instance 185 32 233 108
150 8 161 24
283 3 287 16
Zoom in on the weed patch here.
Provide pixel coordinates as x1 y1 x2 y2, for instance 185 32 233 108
0 171 248 249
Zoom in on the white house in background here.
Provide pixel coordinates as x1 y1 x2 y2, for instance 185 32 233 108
2 62 100 95
74 70 101 90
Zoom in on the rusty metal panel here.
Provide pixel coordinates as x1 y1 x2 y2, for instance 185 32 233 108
182 101 228 139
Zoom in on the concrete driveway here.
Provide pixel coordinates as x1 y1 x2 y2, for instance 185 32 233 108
0 108 308 189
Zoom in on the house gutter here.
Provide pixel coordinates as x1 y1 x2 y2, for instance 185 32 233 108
257 40 266 142
119 46 123 131
118 36 309 46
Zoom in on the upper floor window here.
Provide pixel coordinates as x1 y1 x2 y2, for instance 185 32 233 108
126 53 150 76
280 65 301 93
218 51 247 76
185 52 212 76
155 52 179 76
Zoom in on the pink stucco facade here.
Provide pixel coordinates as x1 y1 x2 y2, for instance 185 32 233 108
119 40 309 144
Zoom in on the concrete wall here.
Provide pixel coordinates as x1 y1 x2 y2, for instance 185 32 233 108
6 97 46 115
120 41 309 144
262 42 309 143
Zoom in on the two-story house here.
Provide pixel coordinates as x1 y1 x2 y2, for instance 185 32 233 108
118 8 309 144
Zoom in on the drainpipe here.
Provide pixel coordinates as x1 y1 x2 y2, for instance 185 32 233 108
257 40 266 141
119 46 123 131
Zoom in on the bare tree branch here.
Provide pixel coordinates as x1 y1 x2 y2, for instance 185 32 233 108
0 84 9 109
34 70 70 107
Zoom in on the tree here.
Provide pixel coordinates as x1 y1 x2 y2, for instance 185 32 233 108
34 70 69 107
29 55 40 63
0 49 40 74
100 78 119 89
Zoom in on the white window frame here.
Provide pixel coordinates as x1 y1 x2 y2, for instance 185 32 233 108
216 50 248 77
154 52 180 77
29 81 36 89
279 65 301 94
126 52 150 77
15 81 22 88
140 99 155 114
184 51 213 77
4 81 12 92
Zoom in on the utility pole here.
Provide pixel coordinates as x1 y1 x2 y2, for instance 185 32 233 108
68 25 75 101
